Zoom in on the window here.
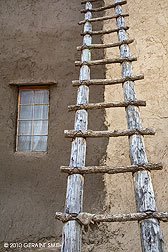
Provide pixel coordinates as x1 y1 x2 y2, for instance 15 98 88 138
16 87 49 151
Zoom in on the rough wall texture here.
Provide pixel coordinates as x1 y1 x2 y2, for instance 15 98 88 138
0 0 108 251
0 0 168 251
101 0 168 251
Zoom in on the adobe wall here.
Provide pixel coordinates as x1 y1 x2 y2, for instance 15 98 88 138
0 0 168 251
0 0 108 251
102 0 168 251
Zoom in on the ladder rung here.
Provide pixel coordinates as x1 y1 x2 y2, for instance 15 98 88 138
81 0 127 13
77 39 134 51
60 163 163 175
55 212 168 225
68 100 146 111
64 128 155 138
81 26 129 36
72 74 144 86
75 56 137 66
81 0 102 4
79 13 129 25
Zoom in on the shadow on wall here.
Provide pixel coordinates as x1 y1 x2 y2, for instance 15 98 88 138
0 0 108 245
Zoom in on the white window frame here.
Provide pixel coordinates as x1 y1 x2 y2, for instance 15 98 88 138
16 86 49 152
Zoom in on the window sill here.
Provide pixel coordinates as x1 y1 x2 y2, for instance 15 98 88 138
14 151 48 156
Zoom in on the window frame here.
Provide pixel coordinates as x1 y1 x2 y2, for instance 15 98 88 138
16 86 50 152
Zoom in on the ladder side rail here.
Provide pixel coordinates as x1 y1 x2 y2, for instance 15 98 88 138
61 3 92 252
114 1 166 251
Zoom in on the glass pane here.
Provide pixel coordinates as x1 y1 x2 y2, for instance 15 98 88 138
32 136 47 151
20 90 34 104
34 105 48 119
18 136 32 151
18 121 32 135
35 90 48 104
19 105 33 119
34 121 48 135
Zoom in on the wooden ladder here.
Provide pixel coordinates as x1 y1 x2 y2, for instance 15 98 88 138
56 0 168 251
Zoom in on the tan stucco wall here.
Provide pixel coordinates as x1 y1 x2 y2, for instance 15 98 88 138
0 1 167 251
0 0 107 251
102 0 168 251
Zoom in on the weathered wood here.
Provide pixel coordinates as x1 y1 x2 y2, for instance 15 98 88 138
81 26 129 36
79 13 129 25
56 212 168 225
75 56 137 66
61 221 81 252
114 0 166 251
72 74 144 86
9 81 57 86
68 100 146 111
64 128 155 138
81 0 127 13
77 39 134 50
81 0 102 4
60 162 163 175
61 4 92 252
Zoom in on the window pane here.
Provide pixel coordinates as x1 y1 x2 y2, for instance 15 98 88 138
18 136 32 151
18 121 32 135
20 90 34 104
34 105 48 119
17 88 49 152
34 121 48 135
32 136 47 151
35 90 48 104
19 105 33 119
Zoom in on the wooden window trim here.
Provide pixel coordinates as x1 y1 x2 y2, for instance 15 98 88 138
9 82 57 87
